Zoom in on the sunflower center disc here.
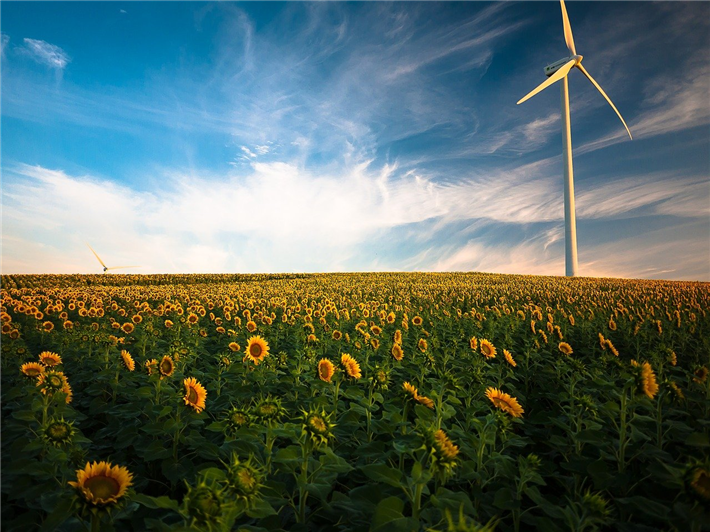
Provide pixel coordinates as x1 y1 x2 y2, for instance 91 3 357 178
85 475 121 500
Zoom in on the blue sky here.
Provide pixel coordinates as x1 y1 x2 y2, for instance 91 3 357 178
1 1 709 279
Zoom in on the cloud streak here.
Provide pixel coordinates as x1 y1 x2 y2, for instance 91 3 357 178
20 38 70 69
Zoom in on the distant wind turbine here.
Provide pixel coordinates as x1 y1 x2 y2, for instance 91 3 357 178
517 0 632 277
86 243 138 273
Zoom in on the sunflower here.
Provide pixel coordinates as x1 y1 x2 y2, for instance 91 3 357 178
68 461 133 506
503 349 517 367
608 318 617 331
332 330 342 341
37 370 68 396
669 351 677 366
225 455 263 501
121 322 135 334
185 482 224 525
183 377 207 413
120 350 135 371
228 342 241 352
164 319 174 329
42 417 75 447
687 465 710 502
469 337 478 351
416 394 435 409
187 313 199 325
412 316 423 326
393 330 402 344
694 366 708 384
403 381 419 400
433 429 460 461
21 362 45 378
225 407 251 433
485 387 524 418
159 355 175 378
246 320 257 332
318 358 335 383
340 353 362 379
640 362 659 399
598 333 607 349
253 397 286 423
558 342 573 356
418 338 428 353
42 321 54 332
39 351 62 367
302 408 336 447
245 336 269 365
391 343 404 361
480 339 496 359
132 314 143 324
605 340 619 357
145 359 158 375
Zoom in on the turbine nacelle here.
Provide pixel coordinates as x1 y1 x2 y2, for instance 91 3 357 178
545 55 583 77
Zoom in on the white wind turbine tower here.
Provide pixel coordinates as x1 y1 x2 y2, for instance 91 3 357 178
86 243 139 273
517 0 632 277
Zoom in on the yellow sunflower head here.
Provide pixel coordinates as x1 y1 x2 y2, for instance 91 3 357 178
145 359 158 375
245 336 269 365
416 394 435 409
183 377 207 413
391 343 404 361
121 322 135 334
21 362 45 378
120 350 135 371
228 342 241 352
68 461 133 506
246 320 257 332
39 351 62 367
340 353 362 379
412 316 423 326
469 337 478 351
331 330 342 341
302 408 336 448
317 358 335 383
558 342 573 356
639 362 659 399
418 338 428 353
480 339 496 359
503 349 517 367
159 355 174 378
485 387 524 418
403 381 419 400
394 330 402 345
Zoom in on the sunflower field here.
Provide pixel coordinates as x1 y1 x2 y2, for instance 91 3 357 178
1 272 709 532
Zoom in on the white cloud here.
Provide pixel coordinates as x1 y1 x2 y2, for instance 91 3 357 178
20 38 70 69
1 33 9 56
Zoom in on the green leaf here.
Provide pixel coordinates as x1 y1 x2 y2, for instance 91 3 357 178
133 493 180 512
685 432 709 447
493 487 518 510
245 498 277 518
360 463 403 488
371 496 405 530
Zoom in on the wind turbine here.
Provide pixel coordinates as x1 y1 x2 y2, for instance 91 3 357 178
517 0 632 277
86 243 138 273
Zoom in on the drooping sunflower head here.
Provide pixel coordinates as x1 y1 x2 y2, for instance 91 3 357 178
394 330 402 345
485 387 524 418
68 461 133 506
159 355 174 378
245 336 269 365
302 408 336 448
417 338 428 353
416 394 435 409
686 464 710 502
639 362 659 399
479 339 496 359
317 358 335 383
558 342 573 356
183 377 207 413
21 362 45 378
340 353 362 379
503 349 517 367
39 351 62 367
42 417 75 447
120 350 135 371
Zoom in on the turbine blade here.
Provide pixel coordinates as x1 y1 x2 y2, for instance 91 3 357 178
106 266 139 271
86 243 107 269
517 59 576 105
560 0 577 56
576 63 632 139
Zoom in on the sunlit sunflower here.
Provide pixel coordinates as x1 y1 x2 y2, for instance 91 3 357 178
245 336 269 365
485 387 524 418
187 313 199 325
669 351 677 366
42 321 54 332
418 338 428 352
433 429 460 461
469 337 478 350
228 342 241 352
183 377 207 413
39 351 62 367
416 394 435 409
394 330 402 344
608 318 617 331
640 362 659 399
558 342 573 356
68 461 133 506
332 330 342 341
598 333 607 350
412 316 423 326
121 322 135 334
341 353 362 379
318 358 335 383
120 350 135 371
246 320 257 332
37 370 69 397
480 339 496 359
503 349 517 367
159 355 174 378
132 314 143 324
391 343 404 361
605 340 619 357
21 362 45 378
164 319 174 329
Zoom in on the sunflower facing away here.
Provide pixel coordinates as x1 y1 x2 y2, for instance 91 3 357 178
485 387 524 418
341 353 362 379
318 358 335 383
69 461 133 506
183 377 207 413
245 336 269 365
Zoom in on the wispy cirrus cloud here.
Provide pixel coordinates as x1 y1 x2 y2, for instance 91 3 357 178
19 38 70 69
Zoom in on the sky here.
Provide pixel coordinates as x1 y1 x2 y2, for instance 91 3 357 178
1 1 709 280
